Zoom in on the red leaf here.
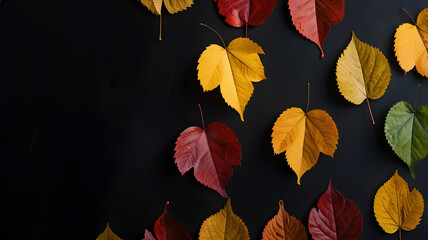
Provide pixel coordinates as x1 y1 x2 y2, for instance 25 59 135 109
143 230 156 240
289 0 344 58
214 0 277 28
154 202 191 240
308 182 363 240
174 121 242 198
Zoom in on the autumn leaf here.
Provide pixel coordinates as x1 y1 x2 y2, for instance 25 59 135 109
271 84 338 185
174 105 241 197
336 32 391 125
96 223 122 240
262 200 308 240
152 202 191 240
143 230 156 240
197 24 266 121
374 170 424 237
199 199 249 240
289 0 345 58
214 0 277 36
385 99 428 178
139 0 193 40
309 181 363 240
394 9 428 77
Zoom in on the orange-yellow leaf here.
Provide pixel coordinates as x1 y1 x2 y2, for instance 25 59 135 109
96 223 122 240
262 200 308 240
374 170 424 234
197 37 266 121
395 9 428 77
272 108 338 185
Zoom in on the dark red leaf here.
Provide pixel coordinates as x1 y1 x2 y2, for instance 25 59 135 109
289 0 344 58
174 121 242 198
143 230 156 240
308 181 363 240
214 0 277 28
154 202 191 240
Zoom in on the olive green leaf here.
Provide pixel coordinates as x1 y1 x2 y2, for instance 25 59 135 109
385 101 428 178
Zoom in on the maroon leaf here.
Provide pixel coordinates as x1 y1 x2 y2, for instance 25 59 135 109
153 202 191 240
308 181 363 240
143 230 156 240
174 121 241 198
214 0 277 28
288 0 345 58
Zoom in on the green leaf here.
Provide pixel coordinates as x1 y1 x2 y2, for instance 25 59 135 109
385 101 428 178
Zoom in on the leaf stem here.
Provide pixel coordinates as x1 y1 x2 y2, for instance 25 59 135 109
245 23 248 38
306 83 310 113
159 15 162 40
198 104 206 130
402 8 416 25
414 84 421 109
399 228 402 240
200 23 226 48
366 98 375 125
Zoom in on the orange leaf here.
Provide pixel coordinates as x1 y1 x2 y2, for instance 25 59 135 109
262 200 308 240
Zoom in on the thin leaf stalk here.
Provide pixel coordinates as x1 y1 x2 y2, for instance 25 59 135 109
200 23 226 48
159 15 162 40
366 98 375 125
414 84 421 109
198 104 206 130
306 83 310 113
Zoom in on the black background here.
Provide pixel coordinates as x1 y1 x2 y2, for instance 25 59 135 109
1 0 428 239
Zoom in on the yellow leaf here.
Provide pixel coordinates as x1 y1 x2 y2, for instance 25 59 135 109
262 200 308 240
96 223 122 240
139 0 193 15
271 108 338 185
197 37 266 121
394 9 428 77
374 170 424 235
199 199 250 240
336 32 391 124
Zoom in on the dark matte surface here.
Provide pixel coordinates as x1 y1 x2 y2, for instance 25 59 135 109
1 0 427 239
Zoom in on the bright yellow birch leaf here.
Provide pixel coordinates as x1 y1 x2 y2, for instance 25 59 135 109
262 200 308 240
199 199 250 240
374 170 424 237
336 32 391 125
197 29 266 121
139 0 193 39
395 9 428 77
96 223 122 240
272 84 338 186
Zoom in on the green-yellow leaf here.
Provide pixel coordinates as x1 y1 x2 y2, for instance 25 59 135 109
197 37 266 121
199 199 250 240
96 223 122 240
336 32 391 124
374 170 424 235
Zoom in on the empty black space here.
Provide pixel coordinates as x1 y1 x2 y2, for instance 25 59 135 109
1 0 427 239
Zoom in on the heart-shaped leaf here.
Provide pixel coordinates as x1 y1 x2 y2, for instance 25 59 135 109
385 101 428 178
309 182 363 240
174 105 242 197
